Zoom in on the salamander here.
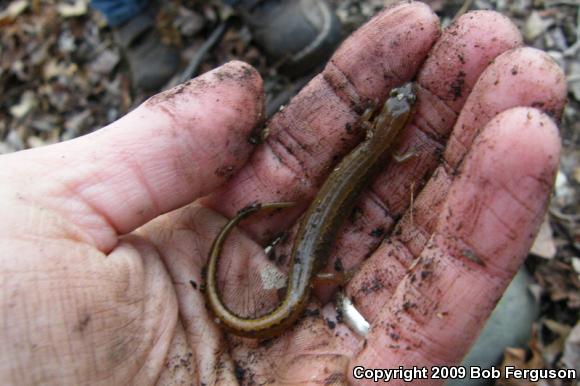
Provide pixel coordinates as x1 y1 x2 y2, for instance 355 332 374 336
204 82 416 338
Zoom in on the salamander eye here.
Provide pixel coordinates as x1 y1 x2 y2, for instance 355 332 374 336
407 93 417 105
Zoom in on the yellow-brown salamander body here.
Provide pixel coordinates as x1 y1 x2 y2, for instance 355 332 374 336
205 83 416 338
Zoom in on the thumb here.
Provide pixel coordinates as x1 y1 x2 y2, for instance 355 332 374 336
0 61 264 252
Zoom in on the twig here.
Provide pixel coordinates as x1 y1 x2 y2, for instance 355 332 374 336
453 0 475 22
172 17 232 88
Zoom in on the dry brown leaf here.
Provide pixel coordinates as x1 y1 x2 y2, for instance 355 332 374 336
497 346 546 386
535 259 580 309
9 91 37 119
531 215 557 259
0 0 29 26
561 322 580 373
539 320 572 366
56 0 88 18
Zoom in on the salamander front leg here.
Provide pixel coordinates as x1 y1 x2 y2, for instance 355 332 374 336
393 145 419 163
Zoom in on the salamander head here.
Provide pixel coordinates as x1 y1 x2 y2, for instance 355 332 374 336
388 82 416 112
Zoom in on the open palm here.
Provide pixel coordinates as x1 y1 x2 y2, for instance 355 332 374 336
0 3 566 385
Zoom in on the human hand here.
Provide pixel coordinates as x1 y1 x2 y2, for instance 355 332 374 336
0 2 566 385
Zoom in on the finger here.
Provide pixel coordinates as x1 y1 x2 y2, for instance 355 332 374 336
0 61 264 252
446 47 567 169
349 107 560 384
203 2 440 240
348 47 566 320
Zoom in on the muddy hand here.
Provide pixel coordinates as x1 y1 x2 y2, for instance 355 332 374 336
0 3 566 386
